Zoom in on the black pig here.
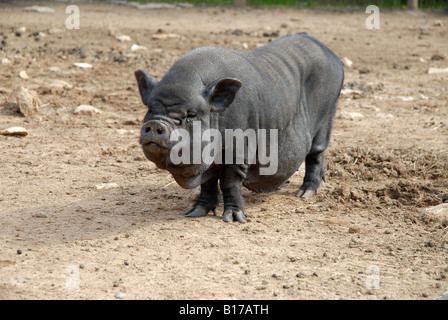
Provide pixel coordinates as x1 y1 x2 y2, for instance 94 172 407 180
135 33 344 223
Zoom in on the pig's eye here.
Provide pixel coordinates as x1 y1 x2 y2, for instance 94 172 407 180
186 112 197 119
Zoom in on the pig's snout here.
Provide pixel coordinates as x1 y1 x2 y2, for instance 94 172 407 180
140 120 171 151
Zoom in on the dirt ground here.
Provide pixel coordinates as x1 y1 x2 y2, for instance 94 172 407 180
0 1 447 300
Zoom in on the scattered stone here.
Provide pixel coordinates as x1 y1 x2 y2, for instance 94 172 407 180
152 33 168 40
438 292 448 300
114 292 125 299
428 67 448 74
338 111 364 120
46 79 73 90
74 105 100 116
340 89 362 99
47 27 63 35
358 68 370 74
23 6 55 13
8 86 41 116
361 104 380 111
19 70 29 80
115 34 131 42
421 203 448 225
128 2 176 9
419 26 430 35
96 182 120 190
47 67 61 73
116 129 135 135
73 62 93 69
396 96 414 102
0 126 28 137
348 227 359 234
433 19 444 27
375 112 394 119
17 249 22 255
16 27 26 34
130 44 147 52
341 57 353 68
431 53 447 61
1 58 11 65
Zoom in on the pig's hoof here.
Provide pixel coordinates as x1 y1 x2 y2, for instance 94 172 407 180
296 188 316 198
223 209 247 223
180 205 213 218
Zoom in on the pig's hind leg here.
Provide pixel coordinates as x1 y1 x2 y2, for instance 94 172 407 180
296 113 335 198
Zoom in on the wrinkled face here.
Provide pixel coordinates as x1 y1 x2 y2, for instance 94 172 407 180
140 84 211 182
135 69 241 189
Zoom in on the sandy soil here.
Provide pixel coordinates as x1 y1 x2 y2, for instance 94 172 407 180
0 2 447 300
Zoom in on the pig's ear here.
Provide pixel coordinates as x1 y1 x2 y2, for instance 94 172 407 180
135 69 158 106
205 78 242 113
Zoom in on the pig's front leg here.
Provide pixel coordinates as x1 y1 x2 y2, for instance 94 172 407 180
181 175 219 218
219 164 248 223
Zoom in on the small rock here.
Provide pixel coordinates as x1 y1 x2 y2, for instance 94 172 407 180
438 292 448 300
47 67 61 73
19 70 29 80
17 249 22 255
96 182 120 190
396 96 414 102
375 112 394 119
46 79 73 90
116 129 133 135
152 33 168 40
431 53 446 61
1 58 11 65
428 67 448 74
16 27 26 34
130 44 147 52
1 127 28 137
348 227 359 234
421 203 448 225
74 105 100 116
115 34 131 42
433 19 444 27
341 57 353 68
8 86 40 116
340 89 362 99
23 6 55 13
73 62 93 69
114 292 125 299
358 68 370 74
338 111 364 120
